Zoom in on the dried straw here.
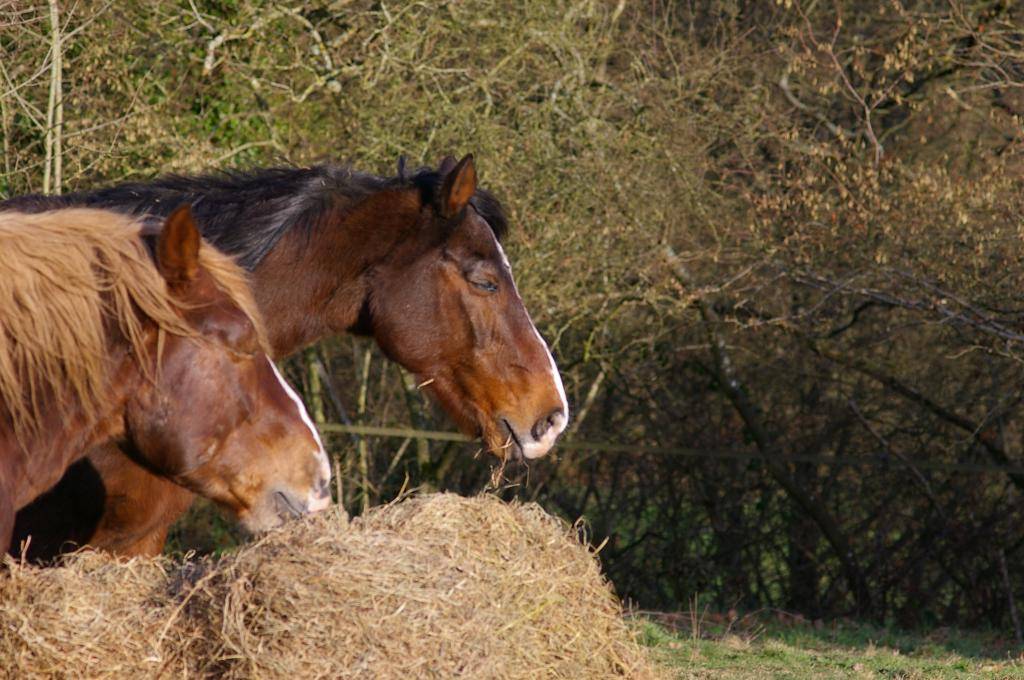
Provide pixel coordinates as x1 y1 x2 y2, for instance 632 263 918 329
1 494 664 679
0 552 197 678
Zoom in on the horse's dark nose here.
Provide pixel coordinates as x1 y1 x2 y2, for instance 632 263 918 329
531 408 566 441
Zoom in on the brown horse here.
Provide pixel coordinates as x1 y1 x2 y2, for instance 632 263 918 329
0 206 331 555
4 154 566 558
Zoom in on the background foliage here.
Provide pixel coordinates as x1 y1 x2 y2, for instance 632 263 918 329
4 0 1024 633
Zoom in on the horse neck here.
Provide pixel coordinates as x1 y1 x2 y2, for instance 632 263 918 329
250 188 422 358
0 341 142 511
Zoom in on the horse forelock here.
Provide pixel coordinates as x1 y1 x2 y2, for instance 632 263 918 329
0 208 264 444
193 240 270 352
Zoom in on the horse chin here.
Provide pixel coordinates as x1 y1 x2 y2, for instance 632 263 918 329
235 506 284 534
233 491 304 533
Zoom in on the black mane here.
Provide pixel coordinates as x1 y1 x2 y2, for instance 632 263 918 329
0 163 509 271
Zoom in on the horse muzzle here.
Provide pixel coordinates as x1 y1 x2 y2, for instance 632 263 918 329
498 407 568 461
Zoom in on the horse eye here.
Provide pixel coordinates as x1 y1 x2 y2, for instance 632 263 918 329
472 279 499 293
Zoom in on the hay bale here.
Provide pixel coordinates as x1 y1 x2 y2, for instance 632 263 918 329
187 494 660 678
1 494 663 679
0 552 196 678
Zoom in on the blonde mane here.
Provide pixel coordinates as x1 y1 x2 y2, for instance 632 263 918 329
0 208 267 443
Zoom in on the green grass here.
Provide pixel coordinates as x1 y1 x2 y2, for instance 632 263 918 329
164 497 245 558
638 611 1024 679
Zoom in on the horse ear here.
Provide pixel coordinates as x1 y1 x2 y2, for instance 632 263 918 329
437 155 458 176
438 154 476 218
397 155 408 181
157 204 201 288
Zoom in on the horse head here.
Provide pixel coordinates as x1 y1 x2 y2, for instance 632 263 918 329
365 156 568 461
125 205 332 531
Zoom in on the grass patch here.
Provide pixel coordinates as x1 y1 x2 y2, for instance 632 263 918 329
164 497 245 558
638 610 1024 679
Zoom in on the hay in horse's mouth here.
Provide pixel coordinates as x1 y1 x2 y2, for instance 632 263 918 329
500 418 526 463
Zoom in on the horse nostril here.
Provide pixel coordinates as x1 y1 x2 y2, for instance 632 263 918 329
531 409 564 441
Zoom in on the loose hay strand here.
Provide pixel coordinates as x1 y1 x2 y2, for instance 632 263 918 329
0 494 664 679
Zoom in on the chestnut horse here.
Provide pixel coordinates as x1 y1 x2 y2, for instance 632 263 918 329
4 154 566 559
0 206 331 555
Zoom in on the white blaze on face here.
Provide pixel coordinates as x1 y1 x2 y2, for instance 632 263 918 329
268 358 332 511
495 241 569 459
521 321 569 459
